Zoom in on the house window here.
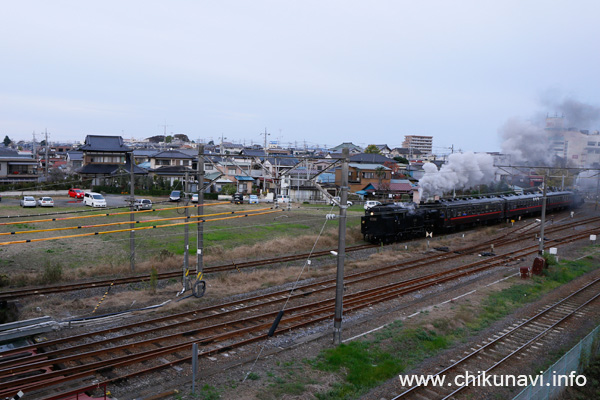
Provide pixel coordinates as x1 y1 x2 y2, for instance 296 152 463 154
363 172 374 179
228 168 236 174
205 164 213 170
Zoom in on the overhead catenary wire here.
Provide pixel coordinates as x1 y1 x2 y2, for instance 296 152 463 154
243 203 337 382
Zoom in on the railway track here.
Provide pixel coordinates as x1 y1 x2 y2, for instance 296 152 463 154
1 213 597 302
0 243 377 301
393 276 600 400
1 223 598 398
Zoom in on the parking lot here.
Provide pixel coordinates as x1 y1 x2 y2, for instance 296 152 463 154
1 191 136 208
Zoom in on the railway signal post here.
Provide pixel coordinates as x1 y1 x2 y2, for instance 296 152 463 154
333 148 349 345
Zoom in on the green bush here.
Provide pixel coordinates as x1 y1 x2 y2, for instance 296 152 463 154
149 266 158 292
41 262 63 284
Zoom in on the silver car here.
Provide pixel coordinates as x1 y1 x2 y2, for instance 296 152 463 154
133 198 153 211
20 196 37 207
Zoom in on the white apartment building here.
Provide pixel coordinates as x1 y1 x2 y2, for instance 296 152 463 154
402 135 433 155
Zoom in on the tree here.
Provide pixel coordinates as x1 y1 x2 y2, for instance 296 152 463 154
364 144 381 154
147 135 165 143
375 166 387 192
165 135 173 143
394 156 409 164
3 135 12 147
221 184 237 195
208 140 215 145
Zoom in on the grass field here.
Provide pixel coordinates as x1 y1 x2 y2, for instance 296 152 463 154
0 200 366 285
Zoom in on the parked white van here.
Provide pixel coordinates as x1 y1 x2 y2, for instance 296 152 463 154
364 200 382 210
83 192 107 208
276 195 290 203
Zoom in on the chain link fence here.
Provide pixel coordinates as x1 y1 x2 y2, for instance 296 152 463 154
513 324 600 400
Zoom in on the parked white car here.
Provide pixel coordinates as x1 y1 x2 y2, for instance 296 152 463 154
83 192 107 208
20 196 37 208
249 194 259 204
37 197 54 207
191 193 199 203
330 196 353 206
364 200 382 210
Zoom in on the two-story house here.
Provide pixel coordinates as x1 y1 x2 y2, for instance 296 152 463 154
77 135 147 186
0 148 39 184
335 163 391 194
148 150 195 186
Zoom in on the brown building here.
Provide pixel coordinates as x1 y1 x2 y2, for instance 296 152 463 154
335 163 391 194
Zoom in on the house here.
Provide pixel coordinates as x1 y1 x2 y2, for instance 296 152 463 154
282 167 334 202
370 144 392 157
133 149 159 165
335 163 391 194
391 147 422 159
148 150 196 186
0 148 39 184
328 142 363 154
349 153 392 165
66 151 83 172
77 135 147 186
358 179 414 200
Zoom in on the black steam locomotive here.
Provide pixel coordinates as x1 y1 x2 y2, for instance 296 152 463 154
361 191 582 244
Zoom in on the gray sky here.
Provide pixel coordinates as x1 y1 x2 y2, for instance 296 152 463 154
2 0 599 153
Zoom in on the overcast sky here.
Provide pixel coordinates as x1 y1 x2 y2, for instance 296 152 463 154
1 1 599 153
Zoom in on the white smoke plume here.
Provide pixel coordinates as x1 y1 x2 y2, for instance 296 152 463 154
575 170 599 192
499 118 552 165
418 152 496 197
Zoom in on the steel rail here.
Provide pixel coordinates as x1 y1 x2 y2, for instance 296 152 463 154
1 227 597 397
393 277 600 399
1 212 595 301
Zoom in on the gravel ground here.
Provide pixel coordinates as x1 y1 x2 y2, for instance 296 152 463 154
6 207 600 399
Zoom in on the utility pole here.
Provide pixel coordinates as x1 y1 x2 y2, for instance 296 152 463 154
261 128 270 156
129 151 136 272
538 173 548 255
333 148 349 345
184 170 190 275
32 132 36 161
197 144 205 274
594 172 600 211
44 129 49 178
